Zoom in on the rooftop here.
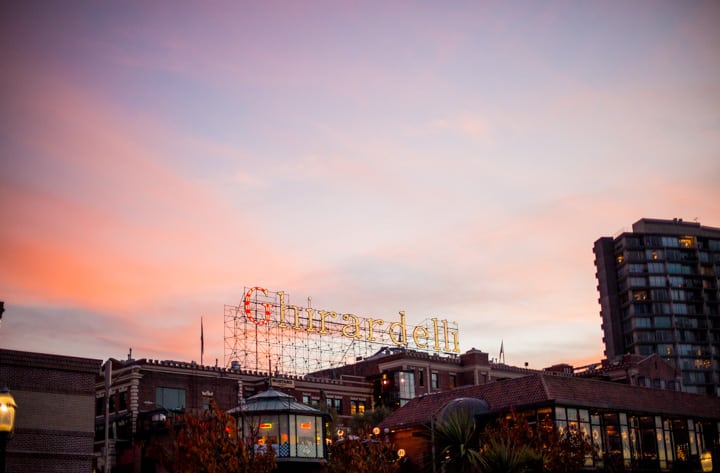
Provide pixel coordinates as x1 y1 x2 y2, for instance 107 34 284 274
378 373 720 431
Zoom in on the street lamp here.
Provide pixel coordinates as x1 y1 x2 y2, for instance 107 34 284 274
0 386 17 473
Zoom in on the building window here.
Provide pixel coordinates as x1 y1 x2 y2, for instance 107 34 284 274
669 276 684 287
630 277 647 287
431 372 439 389
326 397 342 414
658 345 675 356
202 392 214 410
118 391 127 411
662 237 679 248
678 237 695 249
96 396 104 416
449 374 457 389
397 371 415 406
418 369 424 387
649 276 666 287
302 395 318 407
350 400 365 415
156 387 186 410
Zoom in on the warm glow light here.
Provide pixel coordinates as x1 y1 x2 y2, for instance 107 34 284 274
701 452 713 472
300 422 312 430
0 389 17 433
397 449 406 458
373 427 380 435
259 422 273 429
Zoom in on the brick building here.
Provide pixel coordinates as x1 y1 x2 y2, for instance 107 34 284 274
95 355 373 472
575 353 682 390
310 346 537 410
0 349 102 473
378 373 720 472
95 346 537 471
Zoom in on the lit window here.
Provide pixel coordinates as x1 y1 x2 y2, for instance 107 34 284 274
678 237 695 248
397 371 415 406
431 372 439 389
350 400 366 415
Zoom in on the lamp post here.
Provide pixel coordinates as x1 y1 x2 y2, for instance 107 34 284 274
0 386 17 473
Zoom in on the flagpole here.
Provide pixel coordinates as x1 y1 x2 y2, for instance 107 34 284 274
201 316 204 366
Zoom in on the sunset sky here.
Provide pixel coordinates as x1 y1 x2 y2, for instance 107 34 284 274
1 1 719 370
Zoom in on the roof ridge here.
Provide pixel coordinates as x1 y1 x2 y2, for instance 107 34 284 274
537 372 551 398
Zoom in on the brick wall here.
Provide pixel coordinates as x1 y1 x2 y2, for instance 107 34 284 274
0 349 102 473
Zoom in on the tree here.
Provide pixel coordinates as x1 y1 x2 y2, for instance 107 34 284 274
349 406 392 437
324 437 400 473
172 402 276 473
433 408 483 473
476 436 541 473
480 410 595 473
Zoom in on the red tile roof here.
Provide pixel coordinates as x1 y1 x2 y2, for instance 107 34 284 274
379 374 720 431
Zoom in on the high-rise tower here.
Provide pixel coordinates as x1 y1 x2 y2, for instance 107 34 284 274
594 218 720 396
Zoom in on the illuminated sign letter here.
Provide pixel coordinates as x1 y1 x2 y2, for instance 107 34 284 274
412 326 429 349
341 314 362 339
431 318 441 350
305 307 316 333
442 319 450 351
451 327 460 353
389 311 408 346
366 318 384 342
244 287 272 325
318 310 336 334
278 292 289 328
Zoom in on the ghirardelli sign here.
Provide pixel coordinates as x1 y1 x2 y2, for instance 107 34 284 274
243 286 460 354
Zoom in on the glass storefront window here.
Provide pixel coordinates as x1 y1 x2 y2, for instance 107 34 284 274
255 415 279 455
242 413 324 459
297 415 318 458
619 413 631 466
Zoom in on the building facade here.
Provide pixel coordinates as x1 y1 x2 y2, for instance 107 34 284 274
0 349 102 473
575 353 682 390
95 347 538 471
594 218 720 396
378 373 720 473
95 356 374 472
